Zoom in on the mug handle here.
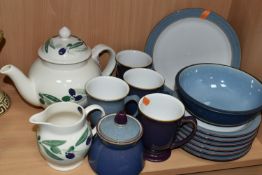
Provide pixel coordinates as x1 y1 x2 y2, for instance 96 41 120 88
124 95 140 117
91 44 116 76
84 104 106 135
170 116 197 149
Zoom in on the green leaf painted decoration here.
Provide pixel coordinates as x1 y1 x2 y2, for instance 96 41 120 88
66 43 72 48
50 146 62 154
49 40 55 49
73 47 88 52
44 39 50 53
42 145 63 161
38 88 87 106
42 140 66 147
41 94 61 102
45 98 53 106
69 41 84 49
39 98 45 105
39 93 43 98
75 128 89 147
67 146 75 153
62 96 71 102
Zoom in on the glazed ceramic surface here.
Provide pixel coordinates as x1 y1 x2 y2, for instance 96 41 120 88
176 126 254 161
181 126 258 143
29 102 105 171
182 145 251 162
177 131 253 152
176 63 262 126
85 76 139 126
123 68 165 97
116 50 152 79
184 113 261 138
145 8 241 91
88 112 144 175
183 141 251 156
123 68 165 115
183 131 257 147
138 93 197 162
0 27 116 108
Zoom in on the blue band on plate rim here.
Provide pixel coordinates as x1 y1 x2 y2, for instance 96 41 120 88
144 8 241 69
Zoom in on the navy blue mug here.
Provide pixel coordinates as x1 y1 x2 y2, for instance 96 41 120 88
116 50 152 79
123 68 165 115
138 93 197 162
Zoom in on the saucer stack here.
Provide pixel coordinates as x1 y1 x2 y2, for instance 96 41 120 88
177 112 261 161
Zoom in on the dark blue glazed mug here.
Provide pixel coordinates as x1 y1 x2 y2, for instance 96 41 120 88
138 93 197 162
85 76 139 126
123 68 165 115
88 112 144 175
116 50 152 79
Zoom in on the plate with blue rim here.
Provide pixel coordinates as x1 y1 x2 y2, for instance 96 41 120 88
178 130 257 147
182 141 251 156
177 131 253 152
180 126 258 143
183 113 261 138
145 8 241 93
182 144 251 162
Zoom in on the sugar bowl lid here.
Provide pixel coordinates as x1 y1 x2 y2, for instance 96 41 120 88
97 112 143 146
38 26 91 64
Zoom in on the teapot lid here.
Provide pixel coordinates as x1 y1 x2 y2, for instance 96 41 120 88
97 112 143 146
38 26 91 64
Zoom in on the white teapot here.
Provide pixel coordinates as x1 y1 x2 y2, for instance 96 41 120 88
0 27 116 107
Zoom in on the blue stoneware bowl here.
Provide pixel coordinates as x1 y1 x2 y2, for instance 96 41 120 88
176 64 262 126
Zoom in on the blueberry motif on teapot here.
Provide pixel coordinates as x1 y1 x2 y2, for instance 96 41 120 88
39 88 87 106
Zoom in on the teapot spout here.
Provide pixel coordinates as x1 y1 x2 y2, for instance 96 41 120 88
0 65 40 106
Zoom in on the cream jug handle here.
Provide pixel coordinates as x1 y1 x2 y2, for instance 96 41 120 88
84 104 105 136
91 44 116 76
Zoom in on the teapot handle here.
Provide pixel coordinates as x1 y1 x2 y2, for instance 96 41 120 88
91 44 116 76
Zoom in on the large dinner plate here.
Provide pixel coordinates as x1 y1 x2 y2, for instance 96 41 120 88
180 127 258 143
145 8 241 91
182 141 251 156
182 145 251 162
177 132 253 152
184 113 261 138
179 130 257 147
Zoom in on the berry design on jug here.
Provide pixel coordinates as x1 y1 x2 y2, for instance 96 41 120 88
37 127 92 161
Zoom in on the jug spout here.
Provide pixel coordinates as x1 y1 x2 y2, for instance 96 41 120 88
0 64 40 106
29 111 46 125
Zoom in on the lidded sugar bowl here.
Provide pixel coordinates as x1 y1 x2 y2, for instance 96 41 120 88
88 112 144 175
0 26 116 107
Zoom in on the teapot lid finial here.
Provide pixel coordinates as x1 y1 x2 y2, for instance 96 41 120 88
59 26 71 38
38 26 91 64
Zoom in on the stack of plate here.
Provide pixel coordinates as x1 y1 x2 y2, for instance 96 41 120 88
176 112 261 161
144 8 261 161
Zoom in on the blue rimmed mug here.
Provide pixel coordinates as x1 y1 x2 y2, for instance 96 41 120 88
85 76 139 126
123 68 165 115
116 50 152 79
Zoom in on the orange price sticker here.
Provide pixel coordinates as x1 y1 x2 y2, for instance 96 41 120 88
200 9 211 20
143 97 150 106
